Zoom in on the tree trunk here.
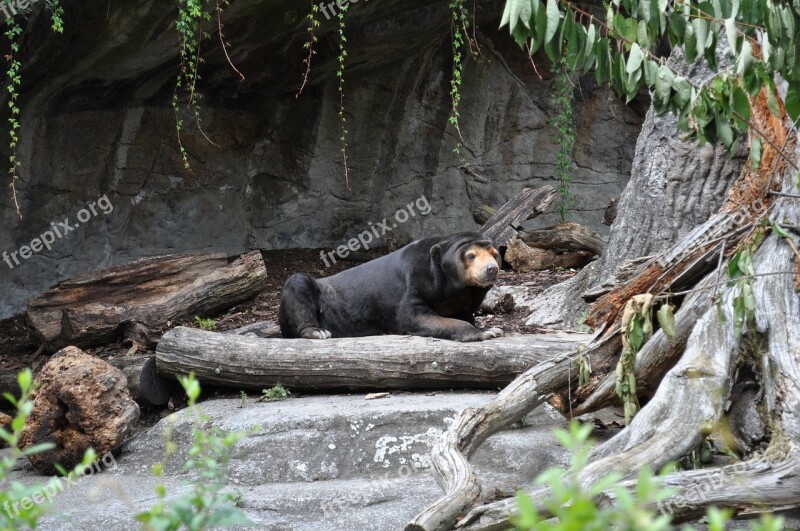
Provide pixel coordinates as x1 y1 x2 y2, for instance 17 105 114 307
518 222 606 255
155 327 586 391
408 37 800 530
25 251 268 351
525 46 746 328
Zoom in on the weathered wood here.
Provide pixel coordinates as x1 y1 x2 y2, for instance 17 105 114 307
155 326 586 391
471 205 545 226
0 372 20 398
405 334 619 531
108 356 177 407
519 222 606 255
26 251 268 351
479 187 556 247
224 320 281 338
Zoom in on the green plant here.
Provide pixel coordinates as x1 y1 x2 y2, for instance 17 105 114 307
549 53 576 222
615 294 654 424
1 370 95 530
448 0 469 155
3 1 63 219
512 421 784 530
136 373 252 530
513 421 674 530
173 0 220 171
194 316 216 330
336 3 349 187
238 390 247 408
500 0 800 169
260 383 290 402
296 0 319 98
5 15 22 220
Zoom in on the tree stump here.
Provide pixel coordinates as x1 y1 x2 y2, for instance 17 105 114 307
19 347 140 475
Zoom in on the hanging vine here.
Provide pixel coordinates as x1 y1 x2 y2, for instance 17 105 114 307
448 0 481 157
337 3 349 188
296 0 319 98
173 0 224 172
550 53 576 222
6 17 23 219
5 1 64 220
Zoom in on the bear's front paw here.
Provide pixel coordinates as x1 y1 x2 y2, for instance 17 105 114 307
300 327 332 339
478 327 504 340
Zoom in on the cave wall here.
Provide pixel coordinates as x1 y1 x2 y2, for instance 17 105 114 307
0 0 645 318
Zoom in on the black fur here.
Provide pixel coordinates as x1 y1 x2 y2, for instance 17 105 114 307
278 232 503 342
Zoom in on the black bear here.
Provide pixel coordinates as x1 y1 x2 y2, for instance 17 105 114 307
278 232 504 342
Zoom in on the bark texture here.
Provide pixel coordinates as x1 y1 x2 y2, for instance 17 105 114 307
156 327 586 392
526 47 745 328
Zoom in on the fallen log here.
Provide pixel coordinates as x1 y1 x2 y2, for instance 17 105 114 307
472 205 543 226
519 222 606 256
26 251 268 351
479 187 556 247
155 327 586 391
224 320 280 338
107 356 177 407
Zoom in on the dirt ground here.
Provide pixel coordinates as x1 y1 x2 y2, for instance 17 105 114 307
0 249 578 380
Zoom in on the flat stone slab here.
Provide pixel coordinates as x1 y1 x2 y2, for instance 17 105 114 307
6 392 570 530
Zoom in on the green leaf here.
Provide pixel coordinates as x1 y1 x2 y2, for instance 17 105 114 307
692 17 709 55
766 86 781 117
530 3 548 53
731 85 750 125
544 0 560 44
595 37 611 84
750 136 762 170
627 42 645 74
655 64 675 103
736 40 753 78
725 18 738 55
785 84 800 124
17 368 32 393
717 115 734 148
672 76 692 108
684 23 698 62
657 304 676 338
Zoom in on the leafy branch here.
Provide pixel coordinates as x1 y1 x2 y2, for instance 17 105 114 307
501 0 800 168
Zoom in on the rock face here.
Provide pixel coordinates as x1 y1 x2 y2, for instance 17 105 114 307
0 0 645 318
10 392 573 530
19 346 140 474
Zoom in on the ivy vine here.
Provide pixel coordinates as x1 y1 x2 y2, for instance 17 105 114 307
337 3 349 187
5 0 64 219
550 53 576 222
296 0 319 98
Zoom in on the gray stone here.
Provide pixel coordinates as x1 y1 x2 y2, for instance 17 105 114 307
0 0 644 318
6 392 570 530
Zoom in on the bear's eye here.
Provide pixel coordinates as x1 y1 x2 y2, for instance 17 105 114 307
466 253 476 261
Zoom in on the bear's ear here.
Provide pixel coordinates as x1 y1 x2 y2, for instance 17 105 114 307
430 243 442 262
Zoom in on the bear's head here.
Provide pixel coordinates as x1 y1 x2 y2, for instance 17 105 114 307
431 233 501 288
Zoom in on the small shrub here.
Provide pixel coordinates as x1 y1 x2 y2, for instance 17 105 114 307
194 316 216 331
260 384 290 402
